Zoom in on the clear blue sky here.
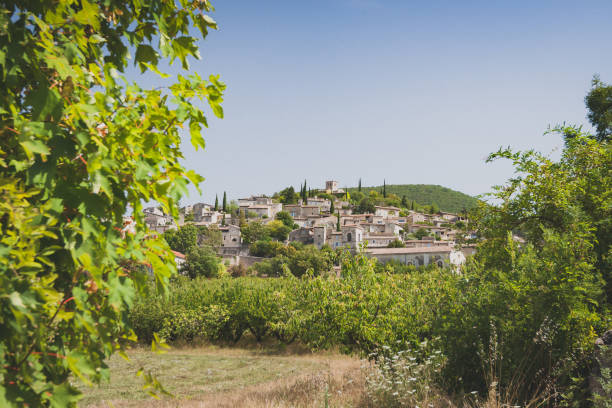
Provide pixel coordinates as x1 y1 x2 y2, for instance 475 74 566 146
129 0 612 205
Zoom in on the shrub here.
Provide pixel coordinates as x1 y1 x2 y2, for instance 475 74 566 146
388 239 406 248
185 245 222 278
228 263 248 277
364 342 446 408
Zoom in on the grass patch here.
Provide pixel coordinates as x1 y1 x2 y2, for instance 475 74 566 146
79 345 365 407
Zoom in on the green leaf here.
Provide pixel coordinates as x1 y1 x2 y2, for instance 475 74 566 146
135 44 159 73
189 121 205 150
171 37 199 70
73 0 100 30
141 62 170 78
19 138 51 158
26 87 62 122
48 383 82 407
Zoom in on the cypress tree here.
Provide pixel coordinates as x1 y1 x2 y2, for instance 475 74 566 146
214 194 218 211
358 178 362 192
336 210 341 232
222 191 227 212
402 195 408 208
221 213 226 226
411 200 415 211
383 179 387 198
304 180 308 204
330 200 335 215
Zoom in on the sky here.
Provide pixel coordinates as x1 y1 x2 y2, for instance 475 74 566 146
128 0 612 205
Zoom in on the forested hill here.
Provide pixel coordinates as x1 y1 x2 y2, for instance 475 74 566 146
347 184 480 213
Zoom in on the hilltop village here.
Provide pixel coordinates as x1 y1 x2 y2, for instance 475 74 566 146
143 180 475 270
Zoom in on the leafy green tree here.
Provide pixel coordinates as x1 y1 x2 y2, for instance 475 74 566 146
239 209 247 227
163 225 199 254
286 245 334 277
266 220 292 242
279 186 297 204
439 132 610 400
357 197 376 214
222 191 227 212
431 202 440 214
316 192 334 201
241 221 269 245
184 246 221 278
480 128 611 305
584 75 612 142
0 0 223 405
275 211 295 228
184 212 195 222
414 228 430 240
197 225 222 249
250 240 296 258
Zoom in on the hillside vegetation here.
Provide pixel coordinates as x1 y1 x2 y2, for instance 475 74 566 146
347 184 479 213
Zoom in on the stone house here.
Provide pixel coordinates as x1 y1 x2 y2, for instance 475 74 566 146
143 207 173 232
387 216 409 225
306 197 331 212
314 225 327 249
238 197 255 207
336 200 350 208
192 202 212 221
249 205 273 218
199 211 220 224
407 212 427 224
292 217 308 228
338 207 353 216
361 223 386 234
365 246 464 267
289 227 314 245
385 222 403 236
239 202 282 219
220 224 241 248
341 224 364 250
329 231 343 249
253 196 273 205
325 180 344 194
364 234 398 248
440 212 459 222
402 239 451 248
374 206 401 218
284 204 321 219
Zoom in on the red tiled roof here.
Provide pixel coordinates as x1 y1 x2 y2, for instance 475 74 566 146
172 250 185 259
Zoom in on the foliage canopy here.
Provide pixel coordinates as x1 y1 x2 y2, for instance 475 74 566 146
0 0 223 405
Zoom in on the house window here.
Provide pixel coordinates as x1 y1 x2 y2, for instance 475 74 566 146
347 232 352 241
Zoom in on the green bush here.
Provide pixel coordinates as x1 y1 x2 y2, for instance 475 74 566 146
185 245 222 278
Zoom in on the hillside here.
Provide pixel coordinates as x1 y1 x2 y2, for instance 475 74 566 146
347 184 479 213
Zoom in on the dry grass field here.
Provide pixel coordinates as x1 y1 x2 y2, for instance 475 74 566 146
79 345 368 408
